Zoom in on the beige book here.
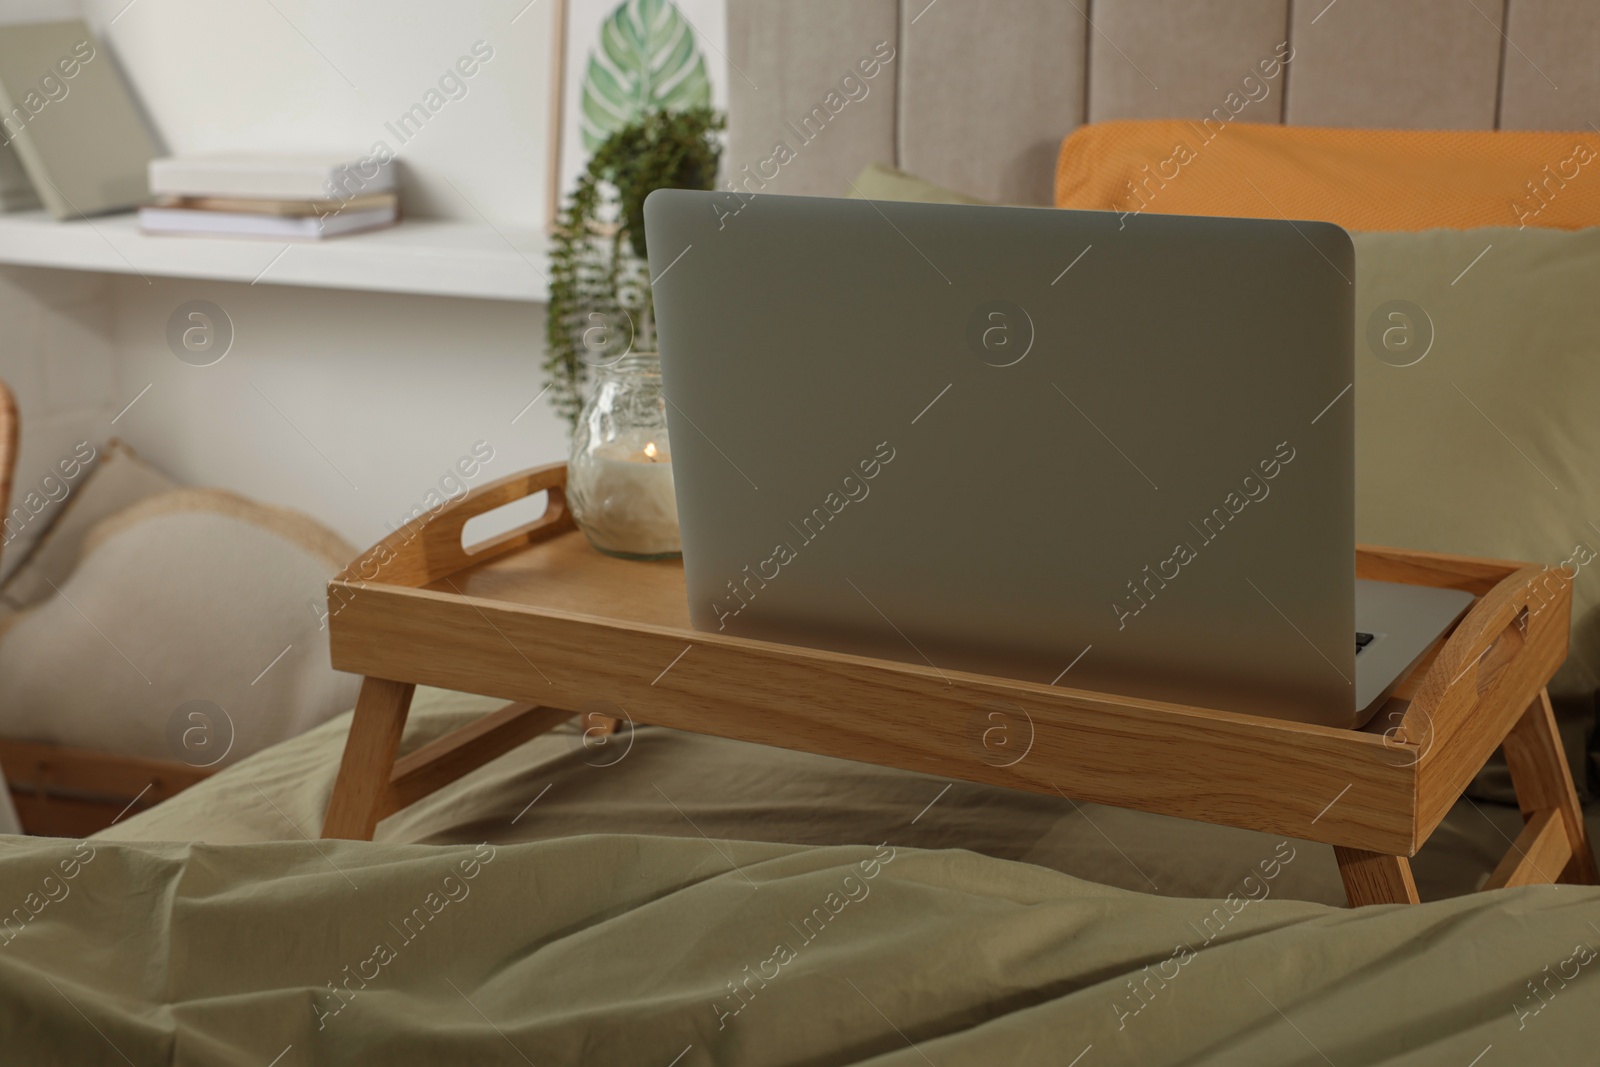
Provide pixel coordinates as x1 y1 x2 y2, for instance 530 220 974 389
0 20 159 219
0 140 39 210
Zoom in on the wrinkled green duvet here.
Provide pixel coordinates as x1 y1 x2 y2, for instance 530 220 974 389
2 832 1597 1065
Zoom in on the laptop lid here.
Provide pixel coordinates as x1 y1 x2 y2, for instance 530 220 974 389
644 191 1356 725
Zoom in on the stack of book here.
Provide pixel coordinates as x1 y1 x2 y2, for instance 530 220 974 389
141 153 398 239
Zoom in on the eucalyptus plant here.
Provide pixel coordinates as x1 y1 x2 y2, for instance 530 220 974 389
545 106 724 428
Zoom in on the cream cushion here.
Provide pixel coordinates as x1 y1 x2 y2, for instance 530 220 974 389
0 487 359 766
1 440 177 613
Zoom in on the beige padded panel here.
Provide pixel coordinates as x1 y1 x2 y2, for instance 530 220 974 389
725 0 898 199
1499 0 1600 130
1284 0 1505 129
1088 0 1290 123
722 0 1600 208
898 0 1086 205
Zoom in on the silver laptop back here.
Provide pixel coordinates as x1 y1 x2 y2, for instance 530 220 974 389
645 191 1356 725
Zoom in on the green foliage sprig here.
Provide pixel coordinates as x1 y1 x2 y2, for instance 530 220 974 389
545 106 724 429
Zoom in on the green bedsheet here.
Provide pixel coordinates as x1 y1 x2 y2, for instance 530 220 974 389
2 832 1597 1065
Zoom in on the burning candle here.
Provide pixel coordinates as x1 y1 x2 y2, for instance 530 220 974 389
569 428 681 558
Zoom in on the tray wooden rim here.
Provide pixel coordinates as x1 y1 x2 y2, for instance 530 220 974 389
326 462 1571 855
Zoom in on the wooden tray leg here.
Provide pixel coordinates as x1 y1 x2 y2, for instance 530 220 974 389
1334 846 1420 906
322 677 415 841
1501 688 1600 886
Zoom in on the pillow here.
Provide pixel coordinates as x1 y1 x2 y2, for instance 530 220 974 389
1 440 177 613
0 487 360 767
1352 225 1600 795
844 162 991 206
1056 121 1600 231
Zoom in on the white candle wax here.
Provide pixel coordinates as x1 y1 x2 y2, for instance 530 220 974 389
571 430 680 556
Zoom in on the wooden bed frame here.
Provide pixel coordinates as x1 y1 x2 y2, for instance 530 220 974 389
0 740 212 837
0 381 213 837
322 462 1599 907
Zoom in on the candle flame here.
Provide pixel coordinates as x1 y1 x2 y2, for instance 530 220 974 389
643 441 659 460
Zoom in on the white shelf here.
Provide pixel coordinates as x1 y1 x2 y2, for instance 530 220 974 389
0 210 549 302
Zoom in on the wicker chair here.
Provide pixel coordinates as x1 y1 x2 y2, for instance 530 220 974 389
0 381 213 836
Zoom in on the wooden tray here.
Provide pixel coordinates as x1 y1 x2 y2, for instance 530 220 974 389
323 462 1598 906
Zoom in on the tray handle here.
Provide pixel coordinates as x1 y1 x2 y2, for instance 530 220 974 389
1398 564 1563 749
335 462 574 588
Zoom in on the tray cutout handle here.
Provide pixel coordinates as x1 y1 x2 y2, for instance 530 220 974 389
1402 567 1552 750
335 462 574 589
1471 604 1529 697
462 490 553 557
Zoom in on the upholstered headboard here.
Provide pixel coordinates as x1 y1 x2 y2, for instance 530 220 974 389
726 0 1600 205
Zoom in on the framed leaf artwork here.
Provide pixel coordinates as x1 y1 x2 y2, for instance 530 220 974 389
546 0 727 227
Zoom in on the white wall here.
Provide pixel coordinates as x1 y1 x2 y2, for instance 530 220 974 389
0 266 116 574
108 277 561 548
82 0 555 226
1 1 572 555
0 4 104 575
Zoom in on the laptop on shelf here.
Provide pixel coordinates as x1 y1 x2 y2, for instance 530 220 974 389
643 191 1472 729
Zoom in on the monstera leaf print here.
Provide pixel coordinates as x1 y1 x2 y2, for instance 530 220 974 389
580 0 712 151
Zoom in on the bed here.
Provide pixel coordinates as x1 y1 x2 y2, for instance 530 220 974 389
0 692 1586 1060
5 833 1599 1064
8 1 1600 1063
0 692 1566 1061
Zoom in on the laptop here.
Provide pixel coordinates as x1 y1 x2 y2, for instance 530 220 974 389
643 190 1472 729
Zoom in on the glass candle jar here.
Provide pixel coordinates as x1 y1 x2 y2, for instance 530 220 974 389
567 353 682 560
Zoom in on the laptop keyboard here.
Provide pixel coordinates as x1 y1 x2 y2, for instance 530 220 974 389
1356 632 1375 654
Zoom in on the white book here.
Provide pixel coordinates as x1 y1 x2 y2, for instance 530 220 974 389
138 203 397 239
148 152 395 200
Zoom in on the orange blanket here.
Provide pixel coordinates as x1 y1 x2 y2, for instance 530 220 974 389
1055 120 1600 231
